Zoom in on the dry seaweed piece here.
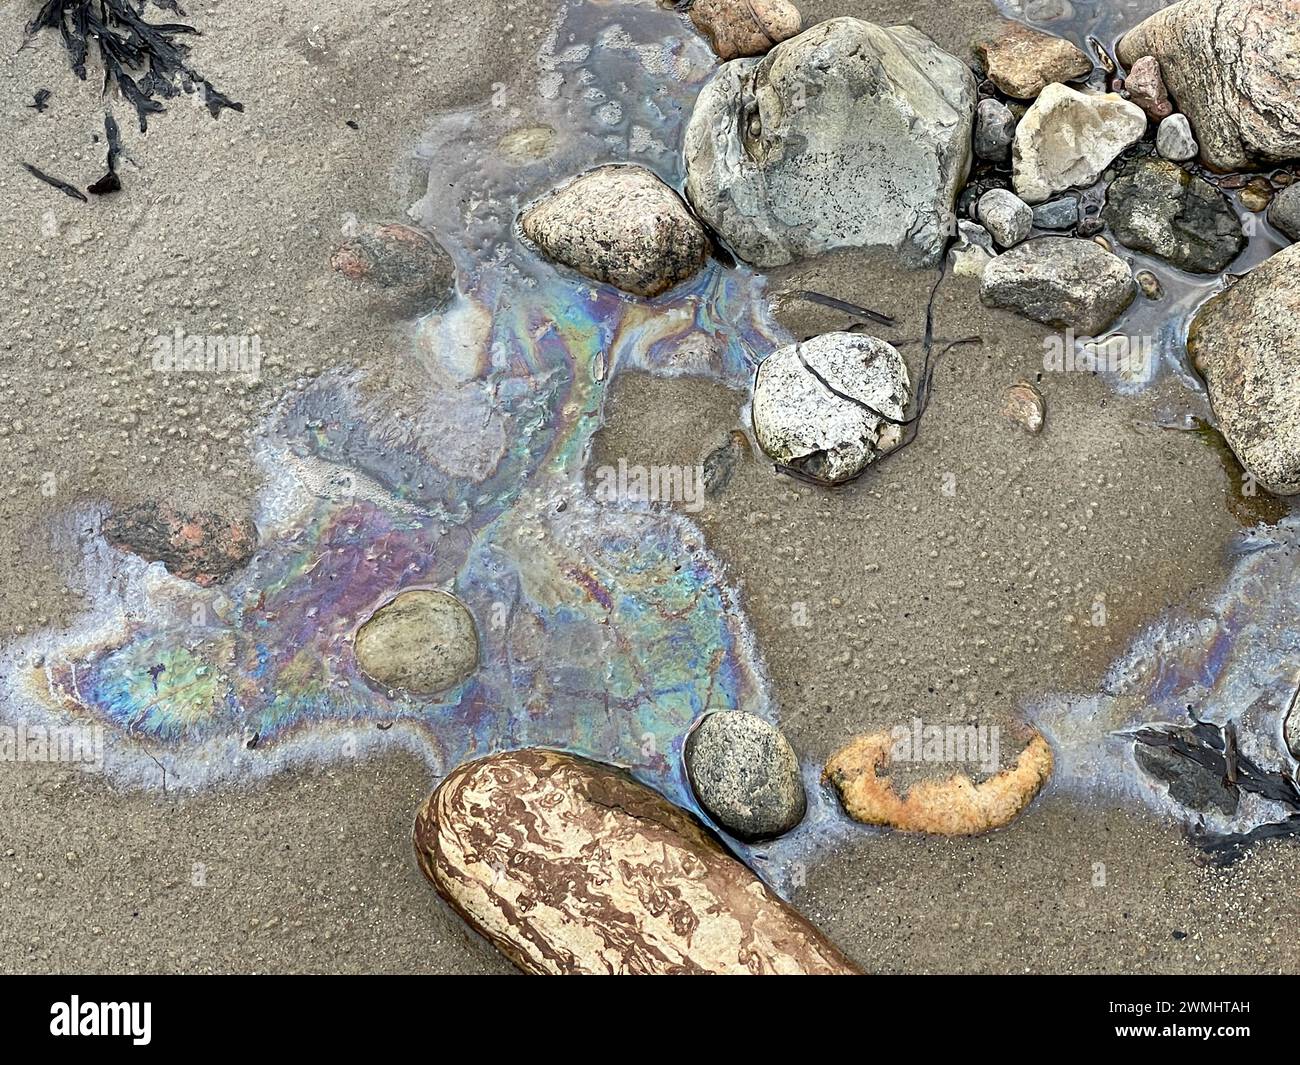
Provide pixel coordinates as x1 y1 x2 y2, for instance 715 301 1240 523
20 162 87 202
88 112 124 194
29 88 52 111
26 0 242 132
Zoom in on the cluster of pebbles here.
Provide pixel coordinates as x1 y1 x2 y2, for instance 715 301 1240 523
308 0 1300 973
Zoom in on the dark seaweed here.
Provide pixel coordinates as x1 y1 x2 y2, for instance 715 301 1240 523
29 88 52 112
88 112 124 194
1127 716 1300 864
20 162 87 202
26 0 242 132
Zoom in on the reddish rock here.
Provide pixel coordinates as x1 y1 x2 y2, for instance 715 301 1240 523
1124 55 1172 121
330 221 455 315
972 21 1092 99
102 503 256 586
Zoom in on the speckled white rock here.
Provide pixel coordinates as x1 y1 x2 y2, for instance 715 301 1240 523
520 164 708 297
684 18 977 268
977 188 1033 248
1155 114 1199 162
751 331 910 484
1012 84 1148 204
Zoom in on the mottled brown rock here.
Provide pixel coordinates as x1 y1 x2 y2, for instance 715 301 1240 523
972 20 1092 99
689 0 801 61
1118 0 1300 171
330 221 456 315
102 503 256 586
1188 243 1300 496
413 749 860 974
824 731 1053 835
521 165 708 298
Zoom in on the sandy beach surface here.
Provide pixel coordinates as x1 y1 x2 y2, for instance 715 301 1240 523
1 0 1297 974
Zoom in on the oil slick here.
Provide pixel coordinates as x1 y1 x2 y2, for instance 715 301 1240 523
1032 517 1300 858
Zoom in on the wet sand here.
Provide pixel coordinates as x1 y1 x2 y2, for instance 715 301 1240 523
1 0 1297 973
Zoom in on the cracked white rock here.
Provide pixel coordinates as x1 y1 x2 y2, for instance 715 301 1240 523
684 17 977 268
1011 84 1147 205
751 332 910 484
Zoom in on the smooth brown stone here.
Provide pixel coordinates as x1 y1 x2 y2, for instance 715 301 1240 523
972 20 1092 100
689 0 801 61
413 748 860 974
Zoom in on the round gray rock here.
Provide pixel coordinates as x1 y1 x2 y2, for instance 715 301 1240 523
974 98 1016 162
1155 113 1198 163
355 590 479 694
685 711 807 840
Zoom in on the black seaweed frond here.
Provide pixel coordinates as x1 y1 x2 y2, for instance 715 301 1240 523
26 0 241 132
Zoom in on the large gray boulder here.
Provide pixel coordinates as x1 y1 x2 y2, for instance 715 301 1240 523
1118 0 1300 172
683 17 977 269
1188 243 1300 496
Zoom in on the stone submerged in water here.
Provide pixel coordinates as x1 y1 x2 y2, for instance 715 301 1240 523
683 17 976 269
684 711 806 840
751 331 910 485
520 164 708 298
1270 185 1300 242
1102 157 1246 274
980 237 1136 335
1188 243 1300 496
1118 0 1300 172
824 731 1053 835
1001 381 1046 433
1155 114 1198 163
689 0 801 61
976 188 1032 248
974 98 1016 162
103 503 257 586
354 589 478 694
1012 84 1147 205
413 748 860 974
330 221 456 316
971 20 1092 100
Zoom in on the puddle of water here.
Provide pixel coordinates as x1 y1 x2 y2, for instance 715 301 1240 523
3 0 1299 882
